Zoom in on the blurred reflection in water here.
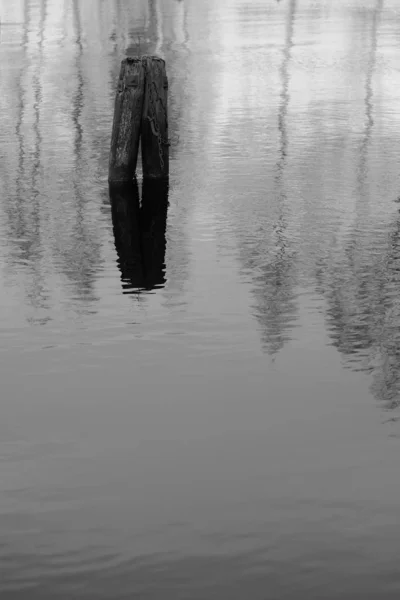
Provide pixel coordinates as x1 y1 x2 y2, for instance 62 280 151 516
317 0 400 409
321 210 400 410
356 0 383 193
3 1 400 599
109 179 168 294
258 0 297 358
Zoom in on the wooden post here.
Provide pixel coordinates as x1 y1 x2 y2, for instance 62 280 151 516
141 57 169 179
108 58 145 183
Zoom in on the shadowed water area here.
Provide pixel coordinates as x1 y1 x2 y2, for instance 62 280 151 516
2 0 400 597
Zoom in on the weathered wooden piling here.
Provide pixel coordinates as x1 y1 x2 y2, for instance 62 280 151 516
108 58 145 182
141 57 169 179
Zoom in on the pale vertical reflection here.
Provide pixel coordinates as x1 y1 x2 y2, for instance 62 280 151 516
164 0 190 162
159 0 196 312
3 0 51 324
277 0 296 174
323 214 400 410
2 0 115 321
112 0 148 56
374 215 400 411
319 1 400 408
171 0 187 48
0 0 24 211
5 0 29 281
26 0 49 323
146 0 161 57
254 0 298 358
356 0 384 205
343 0 383 256
115 0 126 54
15 0 29 205
290 3 363 284
195 0 300 357
56 0 101 311
72 0 83 161
205 1 279 166
32 0 46 197
60 0 69 46
0 0 24 23
154 0 163 57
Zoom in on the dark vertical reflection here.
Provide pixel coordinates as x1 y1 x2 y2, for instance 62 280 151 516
357 0 383 198
250 0 298 358
109 179 169 294
140 179 169 289
110 180 143 293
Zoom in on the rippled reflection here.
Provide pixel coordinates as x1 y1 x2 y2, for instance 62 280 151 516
235 0 298 358
317 0 399 409
356 0 383 198
321 210 400 410
4 1 400 598
109 179 168 294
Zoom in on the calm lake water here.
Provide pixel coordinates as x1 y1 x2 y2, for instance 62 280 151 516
1 0 400 597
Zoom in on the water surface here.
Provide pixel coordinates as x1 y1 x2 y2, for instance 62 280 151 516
2 0 400 598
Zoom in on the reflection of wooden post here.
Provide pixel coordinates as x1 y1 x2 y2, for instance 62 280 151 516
109 178 169 293
109 180 144 291
140 178 169 287
109 58 145 182
141 57 169 179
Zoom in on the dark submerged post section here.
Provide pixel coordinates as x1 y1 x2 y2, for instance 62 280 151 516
109 180 144 291
108 58 145 182
140 178 169 288
109 179 169 293
141 57 169 179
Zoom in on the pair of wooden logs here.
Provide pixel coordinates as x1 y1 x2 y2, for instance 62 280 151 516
109 56 169 182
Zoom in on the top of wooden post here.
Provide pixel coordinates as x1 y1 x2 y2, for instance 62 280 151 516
126 55 165 64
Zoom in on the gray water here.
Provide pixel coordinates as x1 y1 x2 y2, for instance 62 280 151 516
1 0 400 598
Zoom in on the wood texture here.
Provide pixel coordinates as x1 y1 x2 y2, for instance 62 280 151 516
141 57 169 179
108 58 145 182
